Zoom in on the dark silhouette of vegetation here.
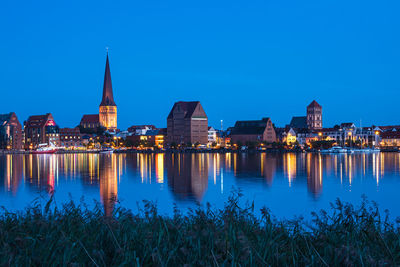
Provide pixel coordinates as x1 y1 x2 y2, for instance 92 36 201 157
78 125 106 136
0 195 399 266
311 140 335 149
169 142 177 149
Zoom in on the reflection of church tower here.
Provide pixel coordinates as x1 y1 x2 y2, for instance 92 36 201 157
99 53 117 131
99 155 118 216
306 154 323 197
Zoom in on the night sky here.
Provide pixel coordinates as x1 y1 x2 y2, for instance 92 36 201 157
1 0 399 130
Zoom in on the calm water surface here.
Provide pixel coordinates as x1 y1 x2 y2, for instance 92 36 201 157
1 152 400 219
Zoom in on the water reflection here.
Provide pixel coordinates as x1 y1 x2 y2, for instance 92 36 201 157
306 153 323 197
166 153 208 201
1 153 400 215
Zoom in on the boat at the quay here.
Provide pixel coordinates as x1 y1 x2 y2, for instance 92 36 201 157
319 146 381 154
29 143 58 154
320 146 348 154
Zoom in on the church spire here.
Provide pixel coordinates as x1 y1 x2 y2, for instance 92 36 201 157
100 52 116 106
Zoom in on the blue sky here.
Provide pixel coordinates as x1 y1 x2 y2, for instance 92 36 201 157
1 0 399 129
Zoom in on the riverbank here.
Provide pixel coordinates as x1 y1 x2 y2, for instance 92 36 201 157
0 196 398 266
1 148 399 154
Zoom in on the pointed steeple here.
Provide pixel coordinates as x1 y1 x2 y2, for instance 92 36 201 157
100 53 116 106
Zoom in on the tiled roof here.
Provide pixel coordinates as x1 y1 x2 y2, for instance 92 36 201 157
289 116 307 129
230 118 270 135
146 130 160 136
307 100 321 108
340 123 355 128
231 126 266 135
320 128 337 132
378 125 400 132
25 113 52 128
382 131 400 139
167 101 205 119
80 114 99 124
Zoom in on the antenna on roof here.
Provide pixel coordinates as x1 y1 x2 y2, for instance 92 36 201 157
106 46 109 54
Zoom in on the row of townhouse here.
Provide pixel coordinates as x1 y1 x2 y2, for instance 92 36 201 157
0 112 86 150
276 123 400 148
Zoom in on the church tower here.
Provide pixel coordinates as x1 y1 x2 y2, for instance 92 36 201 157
99 53 117 131
307 100 322 130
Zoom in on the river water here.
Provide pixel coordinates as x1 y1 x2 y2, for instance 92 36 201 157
1 152 399 219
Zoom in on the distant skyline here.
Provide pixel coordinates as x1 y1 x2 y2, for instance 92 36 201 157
1 0 399 130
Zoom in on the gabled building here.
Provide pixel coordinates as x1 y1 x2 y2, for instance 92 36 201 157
230 117 276 144
276 127 297 144
296 128 317 146
167 101 208 145
282 127 297 144
24 113 60 149
0 112 23 150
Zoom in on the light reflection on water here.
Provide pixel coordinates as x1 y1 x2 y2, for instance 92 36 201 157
1 152 400 218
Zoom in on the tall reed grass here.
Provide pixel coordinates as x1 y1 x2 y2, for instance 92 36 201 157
0 194 399 266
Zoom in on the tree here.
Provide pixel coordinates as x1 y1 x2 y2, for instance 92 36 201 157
170 142 177 149
123 139 137 148
245 141 258 150
310 140 335 149
96 126 106 136
185 142 192 148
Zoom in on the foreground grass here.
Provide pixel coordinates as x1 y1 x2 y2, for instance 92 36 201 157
0 195 399 266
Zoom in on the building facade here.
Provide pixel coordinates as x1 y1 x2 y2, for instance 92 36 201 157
381 132 400 147
230 117 276 144
307 100 322 130
0 112 23 150
24 113 60 149
60 127 82 148
167 101 208 145
208 127 217 144
99 53 117 131
126 129 165 148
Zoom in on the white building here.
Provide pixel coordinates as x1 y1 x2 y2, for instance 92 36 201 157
208 126 217 144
